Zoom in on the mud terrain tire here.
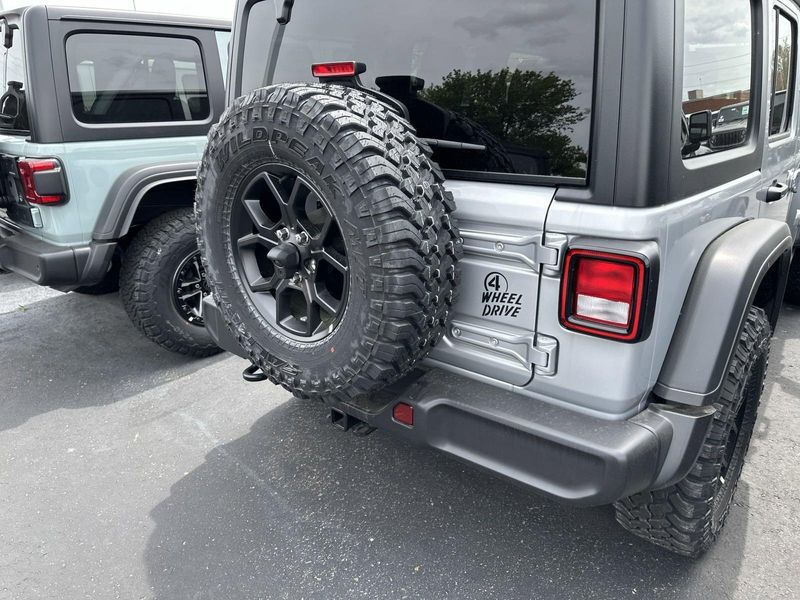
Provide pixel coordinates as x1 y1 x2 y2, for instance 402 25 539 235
196 84 461 402
120 208 220 357
614 306 770 557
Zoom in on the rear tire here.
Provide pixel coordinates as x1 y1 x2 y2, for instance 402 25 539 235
120 208 221 357
614 306 770 557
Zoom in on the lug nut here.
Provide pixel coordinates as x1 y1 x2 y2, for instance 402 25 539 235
296 231 310 245
308 259 317 273
291 273 303 285
277 228 290 241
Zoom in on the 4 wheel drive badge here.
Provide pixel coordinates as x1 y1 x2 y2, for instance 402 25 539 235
482 271 523 318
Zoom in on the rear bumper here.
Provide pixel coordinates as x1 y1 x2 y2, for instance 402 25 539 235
202 296 715 507
0 217 115 289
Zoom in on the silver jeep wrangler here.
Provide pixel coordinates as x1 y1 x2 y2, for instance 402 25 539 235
198 0 799 557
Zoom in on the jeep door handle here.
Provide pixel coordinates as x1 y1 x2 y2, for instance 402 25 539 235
765 182 790 203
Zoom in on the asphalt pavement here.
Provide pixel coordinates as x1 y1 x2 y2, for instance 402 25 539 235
1 270 799 600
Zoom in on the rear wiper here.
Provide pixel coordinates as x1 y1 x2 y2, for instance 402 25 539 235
278 0 295 25
422 138 487 152
262 0 295 87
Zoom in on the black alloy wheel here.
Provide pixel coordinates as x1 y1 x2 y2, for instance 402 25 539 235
231 164 349 342
172 251 210 326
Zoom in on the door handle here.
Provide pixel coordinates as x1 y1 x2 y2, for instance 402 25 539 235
765 182 790 203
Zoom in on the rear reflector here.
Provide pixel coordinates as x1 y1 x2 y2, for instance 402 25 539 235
392 402 414 427
311 61 365 79
560 249 647 341
17 158 66 205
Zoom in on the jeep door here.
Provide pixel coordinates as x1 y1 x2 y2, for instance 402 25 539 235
761 1 800 241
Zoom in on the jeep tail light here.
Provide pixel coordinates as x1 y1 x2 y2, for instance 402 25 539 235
311 61 365 79
17 158 67 205
560 249 647 342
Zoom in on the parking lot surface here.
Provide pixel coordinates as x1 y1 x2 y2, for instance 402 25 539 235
1 270 799 600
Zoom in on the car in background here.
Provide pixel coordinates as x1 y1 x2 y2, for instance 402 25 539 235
0 6 230 356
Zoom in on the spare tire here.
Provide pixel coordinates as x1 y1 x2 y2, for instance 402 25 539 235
196 83 462 400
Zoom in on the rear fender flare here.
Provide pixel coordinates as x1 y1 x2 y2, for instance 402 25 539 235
92 162 198 241
654 219 792 406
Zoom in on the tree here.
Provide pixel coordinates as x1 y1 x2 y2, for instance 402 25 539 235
421 68 589 177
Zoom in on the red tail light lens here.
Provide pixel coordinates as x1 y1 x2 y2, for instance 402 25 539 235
17 158 66 205
311 61 363 78
560 249 647 341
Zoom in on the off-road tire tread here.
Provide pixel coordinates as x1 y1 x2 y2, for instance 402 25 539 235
196 83 462 401
613 306 770 557
120 208 220 357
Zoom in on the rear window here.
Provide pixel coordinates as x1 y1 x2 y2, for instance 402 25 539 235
240 0 597 182
65 33 210 125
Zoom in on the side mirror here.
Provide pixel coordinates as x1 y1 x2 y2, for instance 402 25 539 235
688 110 712 145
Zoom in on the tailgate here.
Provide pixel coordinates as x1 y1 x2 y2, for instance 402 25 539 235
426 180 556 386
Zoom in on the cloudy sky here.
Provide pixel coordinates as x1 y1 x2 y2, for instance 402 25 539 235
0 0 235 19
683 0 752 100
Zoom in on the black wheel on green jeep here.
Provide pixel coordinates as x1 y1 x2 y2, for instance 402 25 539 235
73 249 121 295
120 208 221 357
196 83 461 401
614 306 771 557
783 250 800 305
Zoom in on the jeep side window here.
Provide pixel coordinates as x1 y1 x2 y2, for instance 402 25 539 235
65 33 210 125
682 0 754 156
769 9 796 136
239 0 596 182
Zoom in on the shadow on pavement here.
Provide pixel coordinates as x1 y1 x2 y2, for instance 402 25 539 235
0 290 221 432
145 400 747 600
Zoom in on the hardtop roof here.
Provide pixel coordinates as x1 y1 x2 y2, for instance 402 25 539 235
1 5 230 30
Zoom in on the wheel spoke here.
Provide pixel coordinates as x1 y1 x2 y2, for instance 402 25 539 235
249 275 279 293
315 291 341 318
320 249 348 274
275 280 292 321
242 198 273 233
301 281 323 335
179 289 203 301
311 201 335 248
237 232 279 252
178 277 202 288
261 173 298 228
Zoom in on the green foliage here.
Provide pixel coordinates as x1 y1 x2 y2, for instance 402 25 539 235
422 68 588 177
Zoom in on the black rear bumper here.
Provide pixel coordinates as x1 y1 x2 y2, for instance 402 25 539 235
202 296 715 507
0 218 115 289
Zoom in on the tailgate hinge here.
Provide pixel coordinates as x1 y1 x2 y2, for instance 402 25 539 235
532 333 559 377
450 322 559 376
541 233 568 277
459 229 563 273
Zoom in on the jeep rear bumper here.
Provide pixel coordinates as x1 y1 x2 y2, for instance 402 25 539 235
203 296 715 507
0 217 115 289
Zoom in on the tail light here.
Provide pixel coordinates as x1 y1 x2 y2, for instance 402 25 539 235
559 249 648 342
311 61 366 79
17 158 67 205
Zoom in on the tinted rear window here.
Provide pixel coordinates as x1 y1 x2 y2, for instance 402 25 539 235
66 33 210 125
240 0 597 181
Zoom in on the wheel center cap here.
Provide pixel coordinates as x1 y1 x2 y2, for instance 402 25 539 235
268 243 302 279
